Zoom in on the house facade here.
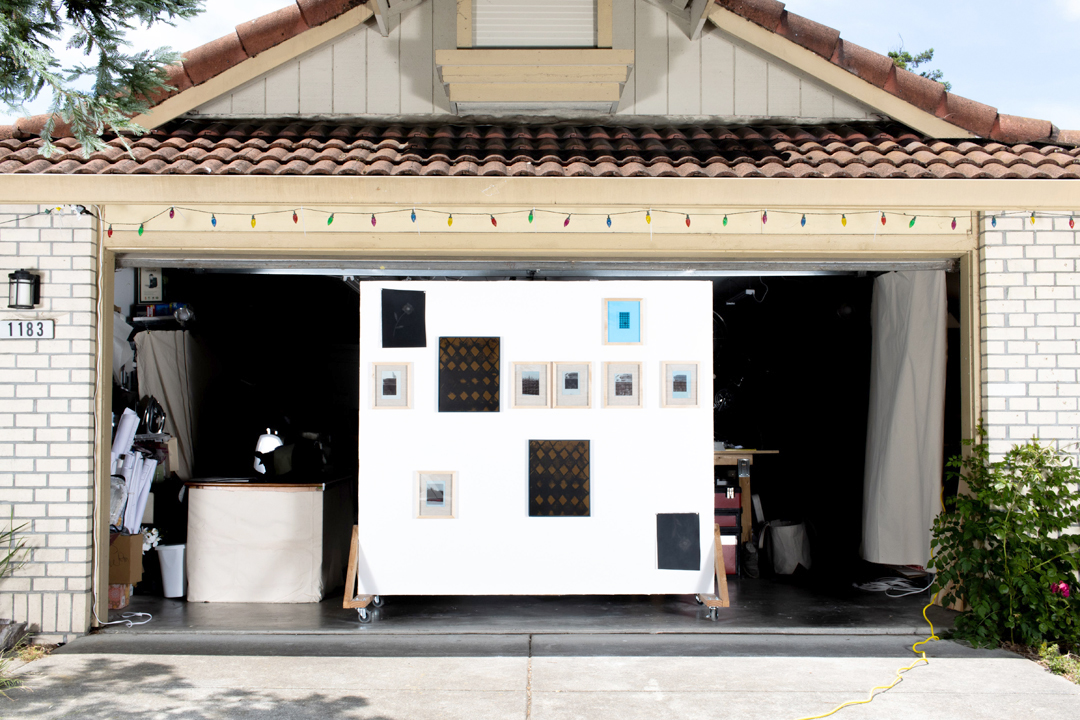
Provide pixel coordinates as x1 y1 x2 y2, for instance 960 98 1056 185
0 0 1078 641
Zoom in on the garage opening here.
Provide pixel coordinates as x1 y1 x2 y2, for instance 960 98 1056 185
106 259 960 633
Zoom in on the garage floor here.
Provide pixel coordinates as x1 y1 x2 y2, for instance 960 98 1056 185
105 578 952 636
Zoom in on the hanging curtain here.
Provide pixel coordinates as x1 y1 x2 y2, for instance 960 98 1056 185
134 331 206 480
862 271 947 566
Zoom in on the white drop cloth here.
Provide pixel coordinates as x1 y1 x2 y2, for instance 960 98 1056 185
862 271 947 566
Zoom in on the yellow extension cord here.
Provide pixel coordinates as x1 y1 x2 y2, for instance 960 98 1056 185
792 594 941 720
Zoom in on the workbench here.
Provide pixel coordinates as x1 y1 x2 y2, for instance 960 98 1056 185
713 450 779 542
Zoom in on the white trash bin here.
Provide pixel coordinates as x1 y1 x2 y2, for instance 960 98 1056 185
157 544 186 598
766 521 812 575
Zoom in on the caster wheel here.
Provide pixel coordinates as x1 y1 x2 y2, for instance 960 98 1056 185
694 595 704 605
709 608 719 621
371 595 384 608
358 607 373 624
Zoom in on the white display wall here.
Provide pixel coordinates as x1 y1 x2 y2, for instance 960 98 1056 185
356 280 714 595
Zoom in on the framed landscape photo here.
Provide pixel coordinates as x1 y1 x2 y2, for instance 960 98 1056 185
512 362 551 408
372 362 412 409
603 298 643 345
660 362 699 408
416 471 457 519
603 361 643 408
553 362 591 409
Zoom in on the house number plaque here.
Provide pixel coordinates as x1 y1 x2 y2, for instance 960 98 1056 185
2 320 54 339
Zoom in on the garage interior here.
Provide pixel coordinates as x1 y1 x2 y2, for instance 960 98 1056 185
107 260 960 633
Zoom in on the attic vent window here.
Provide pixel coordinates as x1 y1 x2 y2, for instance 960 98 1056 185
473 0 598 47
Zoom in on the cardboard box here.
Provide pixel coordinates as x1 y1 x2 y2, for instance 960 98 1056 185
109 533 144 585
108 583 132 610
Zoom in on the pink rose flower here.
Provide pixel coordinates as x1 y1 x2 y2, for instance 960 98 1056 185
1051 582 1070 598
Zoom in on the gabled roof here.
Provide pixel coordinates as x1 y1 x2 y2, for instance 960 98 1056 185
711 0 1077 146
2 120 1076 178
0 0 1076 149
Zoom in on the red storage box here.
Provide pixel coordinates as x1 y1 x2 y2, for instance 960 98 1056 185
714 493 741 510
714 513 739 528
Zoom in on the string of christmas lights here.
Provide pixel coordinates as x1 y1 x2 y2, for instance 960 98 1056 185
94 206 1078 236
0 205 1074 234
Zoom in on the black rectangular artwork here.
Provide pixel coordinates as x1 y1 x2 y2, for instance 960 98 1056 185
656 513 701 570
438 337 501 412
529 440 590 517
381 289 427 348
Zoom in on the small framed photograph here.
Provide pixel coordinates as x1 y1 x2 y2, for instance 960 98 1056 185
553 362 591 409
138 268 164 303
603 361 643 408
416 471 457 519
603 298 643 345
512 362 551 408
372 362 412 409
661 362 699 408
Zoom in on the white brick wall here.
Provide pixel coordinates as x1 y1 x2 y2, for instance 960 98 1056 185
981 212 1080 457
0 204 98 643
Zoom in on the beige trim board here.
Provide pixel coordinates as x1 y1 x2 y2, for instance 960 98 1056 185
706 5 975 140
5 176 1079 210
456 0 471 47
449 82 622 103
436 49 634 65
93 244 113 629
440 65 631 82
597 0 613 47
131 4 375 130
98 230 974 257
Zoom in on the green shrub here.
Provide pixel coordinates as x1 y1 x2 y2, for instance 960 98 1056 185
1040 643 1080 684
930 427 1080 648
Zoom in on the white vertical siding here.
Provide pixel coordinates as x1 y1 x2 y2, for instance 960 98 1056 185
333 28 367 114
367 16 402 114
189 0 875 121
299 44 335 114
401 0 435 113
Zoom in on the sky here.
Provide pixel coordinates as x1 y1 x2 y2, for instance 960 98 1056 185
3 0 1079 130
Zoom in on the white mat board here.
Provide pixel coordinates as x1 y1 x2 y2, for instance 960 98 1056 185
356 281 714 595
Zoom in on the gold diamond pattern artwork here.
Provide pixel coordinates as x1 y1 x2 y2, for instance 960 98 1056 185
439 337 501 412
529 440 590 517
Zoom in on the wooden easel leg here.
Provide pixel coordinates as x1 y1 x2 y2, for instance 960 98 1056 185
342 525 374 611
714 524 730 607
699 523 729 617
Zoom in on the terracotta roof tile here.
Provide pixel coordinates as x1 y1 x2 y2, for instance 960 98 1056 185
236 5 309 57
776 11 839 59
0 121 1077 180
716 0 785 30
830 39 892 88
182 33 248 86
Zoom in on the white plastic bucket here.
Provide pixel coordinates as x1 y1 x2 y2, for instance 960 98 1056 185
157 544 186 598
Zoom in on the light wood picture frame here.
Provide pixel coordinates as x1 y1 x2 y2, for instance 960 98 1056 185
603 361 643 408
553 362 592 409
372 362 412 409
602 298 644 345
512 361 551 408
416 471 457 519
660 362 699 408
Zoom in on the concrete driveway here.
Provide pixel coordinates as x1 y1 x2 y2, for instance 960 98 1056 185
4 633 1077 720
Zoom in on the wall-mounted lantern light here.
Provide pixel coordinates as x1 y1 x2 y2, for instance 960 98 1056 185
8 270 41 310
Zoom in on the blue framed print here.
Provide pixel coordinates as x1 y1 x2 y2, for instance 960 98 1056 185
604 298 642 344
